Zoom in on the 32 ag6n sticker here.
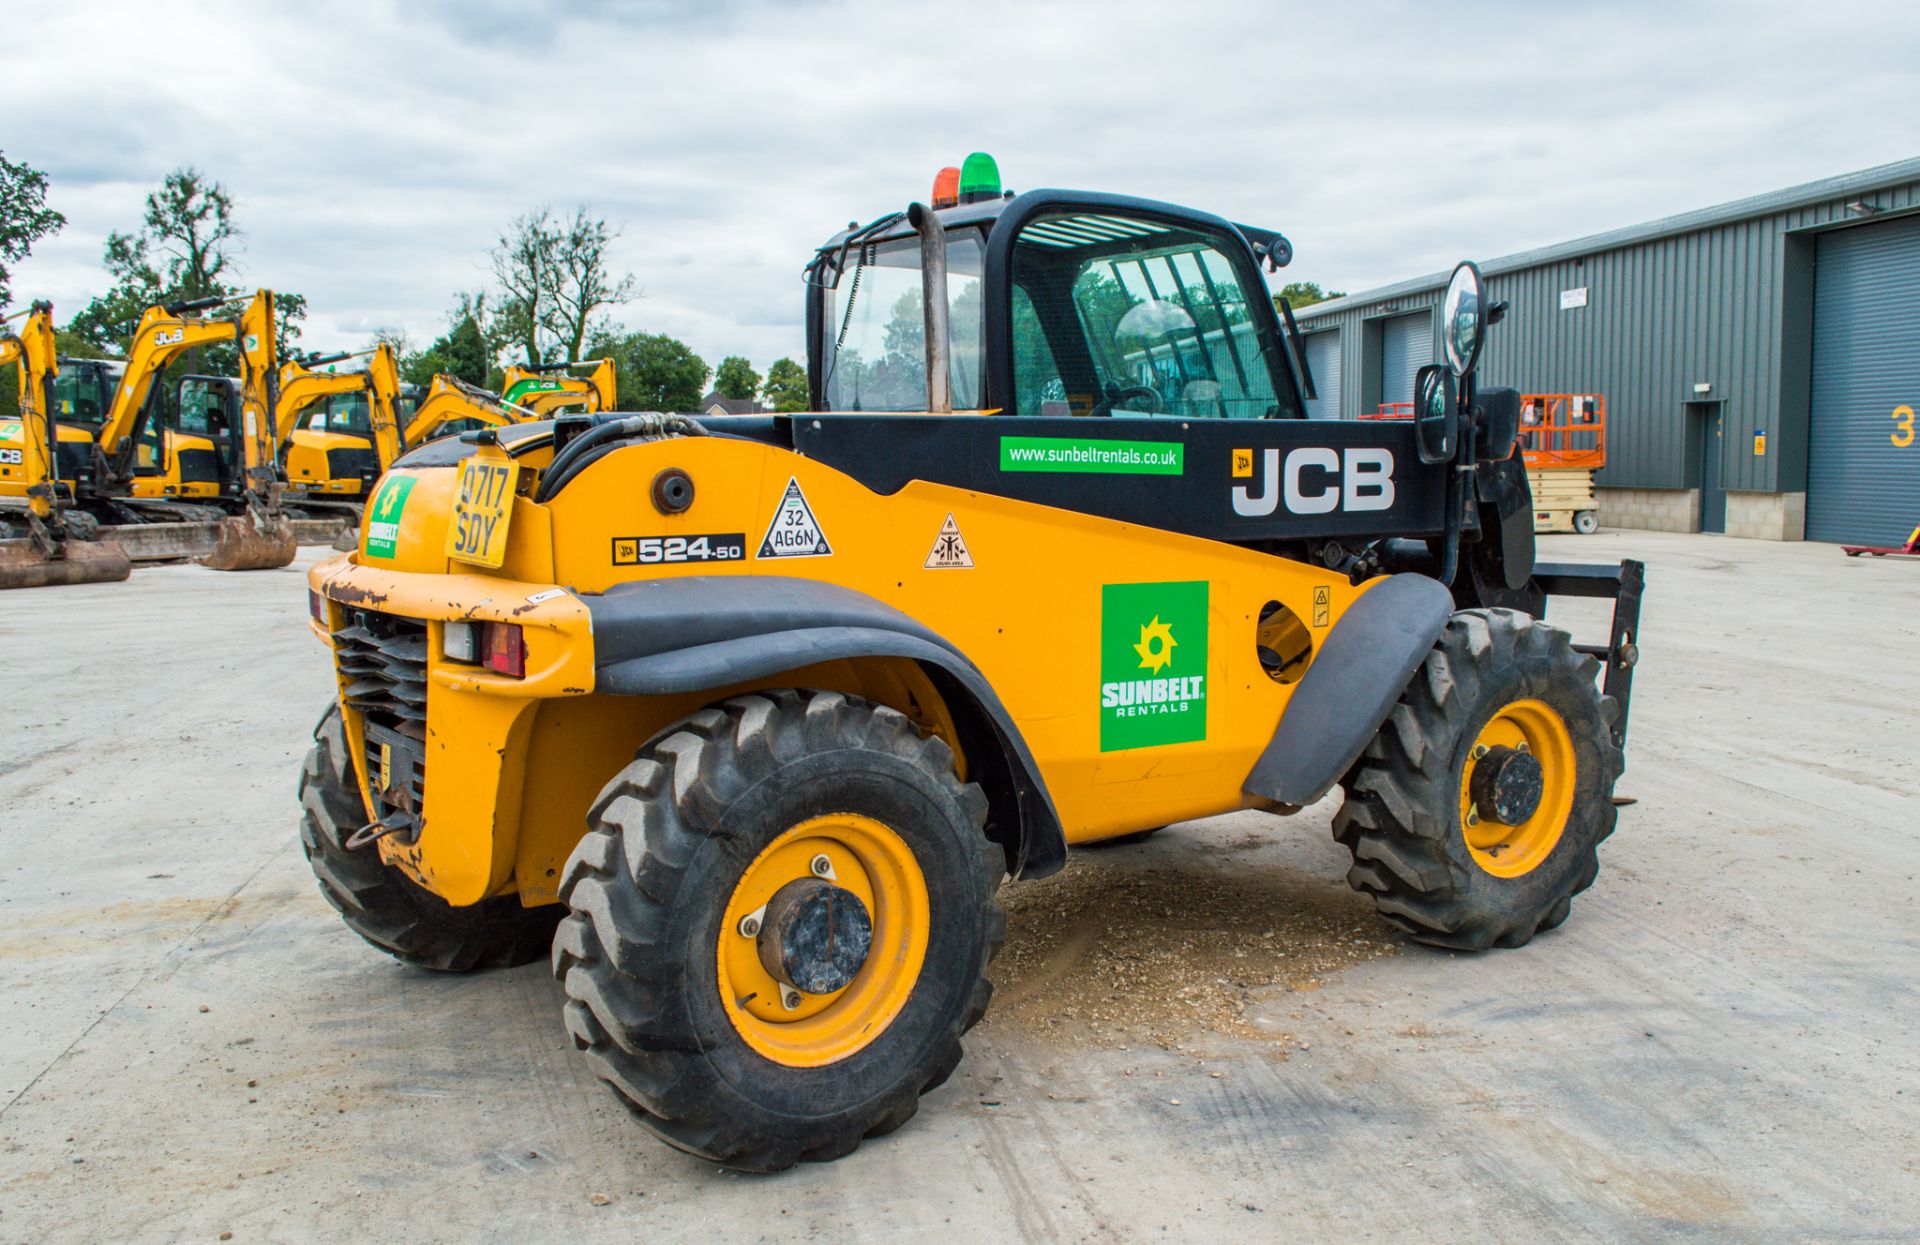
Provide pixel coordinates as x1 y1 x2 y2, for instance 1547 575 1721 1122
612 533 745 566
1099 581 1208 752
758 477 832 558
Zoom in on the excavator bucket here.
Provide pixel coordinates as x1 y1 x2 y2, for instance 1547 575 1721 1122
197 513 297 572
0 536 133 590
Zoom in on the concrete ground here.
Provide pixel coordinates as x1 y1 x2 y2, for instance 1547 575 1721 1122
0 531 1914 1243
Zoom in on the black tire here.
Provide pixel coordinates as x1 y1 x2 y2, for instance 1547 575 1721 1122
1332 609 1623 950
297 705 561 971
552 690 1004 1172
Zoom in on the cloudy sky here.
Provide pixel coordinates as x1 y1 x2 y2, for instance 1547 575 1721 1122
5 0 1916 372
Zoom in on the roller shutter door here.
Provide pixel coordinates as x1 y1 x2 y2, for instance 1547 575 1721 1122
1379 311 1432 407
1807 213 1920 546
1302 330 1341 419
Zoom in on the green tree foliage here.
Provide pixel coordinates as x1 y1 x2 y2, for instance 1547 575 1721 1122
491 206 637 366
762 357 809 413
63 167 295 369
1274 281 1344 310
0 151 65 311
601 331 709 412
713 355 760 401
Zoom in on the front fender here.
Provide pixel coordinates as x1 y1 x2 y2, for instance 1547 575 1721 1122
583 576 1067 879
1242 574 1454 807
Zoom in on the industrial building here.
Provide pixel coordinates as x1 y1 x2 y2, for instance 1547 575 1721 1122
1292 158 1920 543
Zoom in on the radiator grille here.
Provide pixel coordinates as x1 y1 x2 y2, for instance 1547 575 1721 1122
332 608 428 829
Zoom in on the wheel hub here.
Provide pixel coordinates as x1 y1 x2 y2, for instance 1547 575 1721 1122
756 878 873 996
1469 745 1545 825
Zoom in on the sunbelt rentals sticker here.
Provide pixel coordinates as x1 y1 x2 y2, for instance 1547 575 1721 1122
1100 581 1208 752
364 475 415 559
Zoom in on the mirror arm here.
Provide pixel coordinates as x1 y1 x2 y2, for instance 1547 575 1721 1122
1277 298 1316 402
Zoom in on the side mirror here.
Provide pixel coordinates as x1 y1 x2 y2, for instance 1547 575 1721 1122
1413 364 1456 464
1442 260 1486 380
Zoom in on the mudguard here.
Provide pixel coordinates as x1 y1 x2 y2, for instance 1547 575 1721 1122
1242 574 1455 808
583 576 1067 879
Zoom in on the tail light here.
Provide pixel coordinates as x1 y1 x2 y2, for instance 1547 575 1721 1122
481 622 526 678
309 589 329 625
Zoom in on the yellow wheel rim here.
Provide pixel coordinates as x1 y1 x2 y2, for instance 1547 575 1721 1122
717 813 930 1068
1457 699 1577 878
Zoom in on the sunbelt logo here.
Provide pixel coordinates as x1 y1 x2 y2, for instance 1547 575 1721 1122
364 475 415 559
1099 581 1208 752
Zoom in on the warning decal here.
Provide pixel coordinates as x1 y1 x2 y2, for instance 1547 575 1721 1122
924 513 974 569
757 477 832 558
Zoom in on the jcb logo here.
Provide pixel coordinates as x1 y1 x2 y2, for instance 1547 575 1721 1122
1231 447 1396 517
155 328 185 346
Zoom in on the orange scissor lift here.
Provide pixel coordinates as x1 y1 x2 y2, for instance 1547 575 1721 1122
1369 393 1606 534
1519 394 1605 534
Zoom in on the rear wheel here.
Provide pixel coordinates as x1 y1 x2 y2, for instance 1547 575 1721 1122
1332 610 1622 950
298 705 561 970
553 690 1003 1172
1573 510 1600 535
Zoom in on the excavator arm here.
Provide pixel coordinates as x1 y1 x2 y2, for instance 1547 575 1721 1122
93 296 249 487
402 375 528 448
499 357 617 416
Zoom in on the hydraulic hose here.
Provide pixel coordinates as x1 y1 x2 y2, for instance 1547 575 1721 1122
532 414 706 503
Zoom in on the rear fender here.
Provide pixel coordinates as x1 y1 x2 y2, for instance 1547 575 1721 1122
585 576 1067 879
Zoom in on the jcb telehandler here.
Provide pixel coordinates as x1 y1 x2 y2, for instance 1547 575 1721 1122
500 357 617 417
301 157 1644 1172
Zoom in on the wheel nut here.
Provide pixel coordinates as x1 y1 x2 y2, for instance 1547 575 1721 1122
781 988 802 1011
1471 744 1489 760
738 914 761 937
1465 808 1480 827
810 854 833 877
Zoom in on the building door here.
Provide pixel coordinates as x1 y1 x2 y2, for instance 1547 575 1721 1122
1807 212 1920 545
1302 330 1341 419
1379 311 1432 408
1694 402 1726 533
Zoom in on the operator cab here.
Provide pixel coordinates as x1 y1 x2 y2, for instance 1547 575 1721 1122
805 153 1308 421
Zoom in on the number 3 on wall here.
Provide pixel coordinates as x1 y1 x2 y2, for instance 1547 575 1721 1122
1895 405 1916 448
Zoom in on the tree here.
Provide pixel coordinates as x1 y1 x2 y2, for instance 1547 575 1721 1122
713 355 760 401
0 151 65 311
1274 281 1344 311
491 206 637 366
68 167 243 352
606 331 708 412
762 357 809 413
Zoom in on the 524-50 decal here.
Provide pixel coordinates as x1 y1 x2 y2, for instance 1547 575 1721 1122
612 533 746 566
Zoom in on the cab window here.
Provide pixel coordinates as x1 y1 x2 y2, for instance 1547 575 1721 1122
1009 214 1297 419
819 232 985 412
176 380 229 435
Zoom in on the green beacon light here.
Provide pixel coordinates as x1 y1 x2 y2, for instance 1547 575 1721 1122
957 152 1001 204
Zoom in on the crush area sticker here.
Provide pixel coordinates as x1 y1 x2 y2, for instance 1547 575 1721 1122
1099 581 1208 752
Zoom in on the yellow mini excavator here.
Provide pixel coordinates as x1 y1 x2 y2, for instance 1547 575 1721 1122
0 302 133 588
0 291 295 573
277 344 405 517
500 358 616 417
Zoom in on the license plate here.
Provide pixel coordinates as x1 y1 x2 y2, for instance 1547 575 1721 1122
446 448 519 568
378 742 392 792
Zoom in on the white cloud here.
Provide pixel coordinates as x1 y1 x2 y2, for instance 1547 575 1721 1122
6 0 1917 373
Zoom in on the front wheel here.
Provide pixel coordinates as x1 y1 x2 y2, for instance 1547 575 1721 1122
1573 509 1600 535
552 690 1004 1172
1333 610 1623 950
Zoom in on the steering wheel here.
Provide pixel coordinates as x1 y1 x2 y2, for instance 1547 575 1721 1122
1093 380 1163 417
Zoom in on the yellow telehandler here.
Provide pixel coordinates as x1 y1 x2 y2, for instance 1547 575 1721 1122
300 157 1645 1171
